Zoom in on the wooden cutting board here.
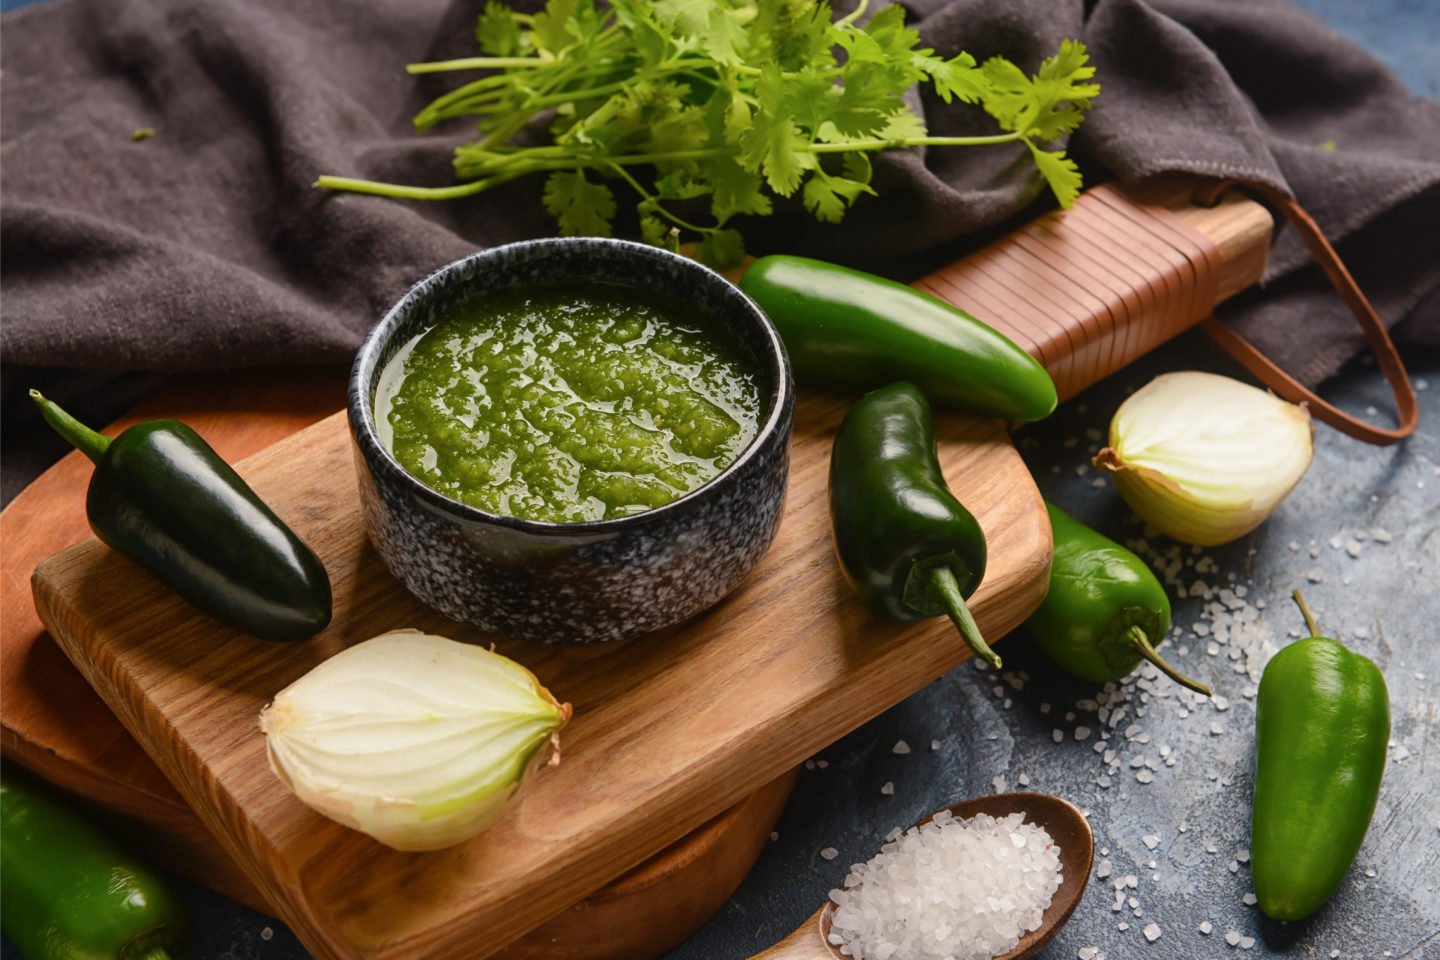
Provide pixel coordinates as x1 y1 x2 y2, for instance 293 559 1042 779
33 391 1048 959
21 177 1271 959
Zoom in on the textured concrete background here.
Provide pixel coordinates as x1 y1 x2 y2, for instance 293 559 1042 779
2 0 1436 958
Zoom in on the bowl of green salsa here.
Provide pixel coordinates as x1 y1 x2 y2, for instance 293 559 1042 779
349 238 793 643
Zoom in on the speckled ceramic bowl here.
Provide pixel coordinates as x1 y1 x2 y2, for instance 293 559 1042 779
348 239 794 643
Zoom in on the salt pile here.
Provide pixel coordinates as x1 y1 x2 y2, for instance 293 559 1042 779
828 811 1062 960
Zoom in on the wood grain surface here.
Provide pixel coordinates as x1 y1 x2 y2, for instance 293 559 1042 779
32 393 1052 960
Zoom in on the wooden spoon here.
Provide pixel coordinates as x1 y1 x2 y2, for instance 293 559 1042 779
753 792 1094 960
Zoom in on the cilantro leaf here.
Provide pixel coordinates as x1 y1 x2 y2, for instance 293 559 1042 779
802 171 875 223
543 171 617 236
699 227 746 268
1026 142 1083 209
984 41 1098 141
476 1 530 57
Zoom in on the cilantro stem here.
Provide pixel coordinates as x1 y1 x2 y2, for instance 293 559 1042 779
313 175 496 200
835 0 871 28
408 57 549 73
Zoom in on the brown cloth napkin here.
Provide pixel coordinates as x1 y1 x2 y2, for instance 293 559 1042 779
2 0 1437 490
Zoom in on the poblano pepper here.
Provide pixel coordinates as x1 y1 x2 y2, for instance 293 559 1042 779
1251 590 1389 921
739 255 1058 422
31 391 332 642
829 381 1000 669
1024 501 1211 695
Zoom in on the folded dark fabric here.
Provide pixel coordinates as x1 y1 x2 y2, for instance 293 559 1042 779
2 0 1437 386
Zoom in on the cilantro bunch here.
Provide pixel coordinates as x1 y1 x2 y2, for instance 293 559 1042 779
317 0 1099 266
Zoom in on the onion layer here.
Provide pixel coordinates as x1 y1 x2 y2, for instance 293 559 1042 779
260 629 570 851
1094 372 1314 547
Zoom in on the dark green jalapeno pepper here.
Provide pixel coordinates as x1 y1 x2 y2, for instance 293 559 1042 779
1024 501 1211 695
829 381 1000 669
739 255 1057 422
31 391 331 642
1251 590 1389 921
1 771 184 960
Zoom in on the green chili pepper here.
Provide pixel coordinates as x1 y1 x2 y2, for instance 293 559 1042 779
738 255 1057 422
829 381 1000 669
1251 590 1389 921
1 772 184 960
1024 501 1211 695
31 391 332 642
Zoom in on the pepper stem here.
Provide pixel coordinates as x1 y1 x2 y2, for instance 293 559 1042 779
1292 589 1321 637
927 565 1002 670
29 390 111 465
1123 624 1212 697
134 950 172 960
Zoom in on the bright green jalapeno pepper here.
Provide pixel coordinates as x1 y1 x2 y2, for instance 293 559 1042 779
1024 501 1211 695
829 381 1001 669
1251 590 1389 921
739 255 1058 422
1 772 184 960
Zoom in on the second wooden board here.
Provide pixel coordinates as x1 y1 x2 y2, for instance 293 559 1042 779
33 392 1050 960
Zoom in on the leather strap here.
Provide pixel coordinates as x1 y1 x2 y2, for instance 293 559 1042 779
1194 179 1419 445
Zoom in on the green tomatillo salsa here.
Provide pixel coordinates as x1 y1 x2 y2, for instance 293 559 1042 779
375 283 762 523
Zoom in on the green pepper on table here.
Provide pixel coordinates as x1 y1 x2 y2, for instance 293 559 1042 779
829 380 1001 669
739 255 1058 423
31 391 332 642
1251 590 1389 921
1024 501 1211 695
1 772 184 960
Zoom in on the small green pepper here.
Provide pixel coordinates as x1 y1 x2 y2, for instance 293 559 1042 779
829 381 1000 669
1251 590 1389 921
1024 501 1211 695
31 391 332 642
739 255 1058 422
1 772 184 960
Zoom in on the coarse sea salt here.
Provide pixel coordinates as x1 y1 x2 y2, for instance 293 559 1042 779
828 811 1062 960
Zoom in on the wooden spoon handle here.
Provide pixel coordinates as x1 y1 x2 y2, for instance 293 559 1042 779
750 906 831 959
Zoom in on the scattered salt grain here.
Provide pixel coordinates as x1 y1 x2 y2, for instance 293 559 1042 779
818 760 830 769
1078 948 1099 960
1199 920 1213 934
1143 922 1161 942
1018 774 1031 786
1097 858 1112 879
1117 921 1128 931
1210 721 1225 736
1243 892 1257 905
1345 540 1363 558
771 832 780 841
1075 726 1092 741
828 811 1062 960
1053 729 1065 743
1225 931 1242 946
1142 834 1160 850
892 740 911 755
880 782 894 796
1330 951 1340 958
1240 936 1256 949
1372 528 1393 543
1328 535 1343 550
1306 568 1325 583
821 847 839 860
260 927 274 942
930 739 941 751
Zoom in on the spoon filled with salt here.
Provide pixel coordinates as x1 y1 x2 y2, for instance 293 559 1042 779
753 792 1093 960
